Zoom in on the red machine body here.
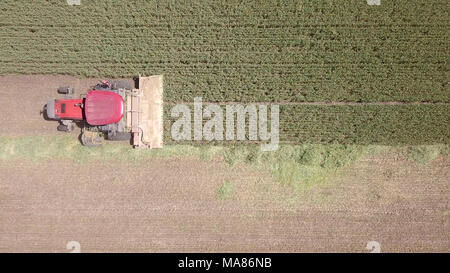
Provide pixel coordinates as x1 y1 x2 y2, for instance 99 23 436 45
51 90 124 126
45 77 163 148
85 90 124 126
53 98 84 120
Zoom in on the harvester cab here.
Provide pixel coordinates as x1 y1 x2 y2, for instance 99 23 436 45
44 76 163 149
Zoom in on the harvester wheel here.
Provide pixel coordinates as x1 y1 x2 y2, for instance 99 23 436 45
81 132 103 147
57 125 68 132
57 122 74 132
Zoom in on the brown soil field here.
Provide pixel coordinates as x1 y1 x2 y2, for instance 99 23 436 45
0 74 133 136
0 155 448 252
0 75 448 252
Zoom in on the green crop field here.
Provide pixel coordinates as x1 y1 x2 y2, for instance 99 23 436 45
163 104 449 145
0 0 448 144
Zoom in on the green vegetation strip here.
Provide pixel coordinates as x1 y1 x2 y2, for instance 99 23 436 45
0 135 220 163
0 0 448 103
1 135 448 188
217 180 234 200
278 104 450 145
163 104 450 145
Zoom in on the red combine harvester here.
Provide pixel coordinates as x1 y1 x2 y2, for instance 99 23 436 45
45 76 164 148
